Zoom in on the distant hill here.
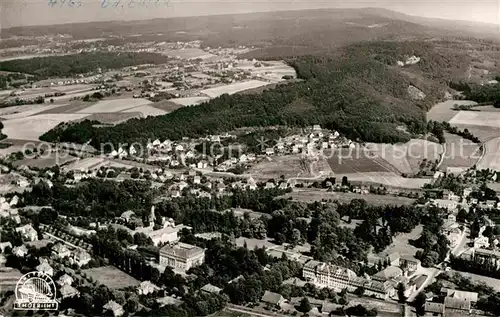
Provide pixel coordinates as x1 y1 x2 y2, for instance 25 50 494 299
3 8 499 53
40 40 468 147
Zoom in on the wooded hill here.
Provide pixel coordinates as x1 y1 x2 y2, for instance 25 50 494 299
41 41 458 147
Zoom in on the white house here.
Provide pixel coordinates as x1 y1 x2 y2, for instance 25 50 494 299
36 259 54 276
159 242 205 272
13 245 28 257
52 243 71 259
16 224 38 242
57 274 74 286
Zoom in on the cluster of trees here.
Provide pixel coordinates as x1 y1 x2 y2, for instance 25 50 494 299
450 80 500 104
449 255 500 279
22 178 154 218
412 208 449 267
0 52 171 79
427 120 480 144
40 43 444 147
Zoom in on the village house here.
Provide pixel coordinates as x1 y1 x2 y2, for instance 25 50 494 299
13 245 28 257
57 274 74 286
15 224 38 242
60 284 80 299
473 235 490 249
52 243 71 259
261 291 286 309
399 256 421 272
424 302 445 316
137 280 160 295
36 259 54 276
200 283 222 295
159 242 205 272
103 300 124 317
71 249 92 267
0 242 12 253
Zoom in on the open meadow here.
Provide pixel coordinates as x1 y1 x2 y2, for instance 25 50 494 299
281 188 416 205
449 111 500 129
249 154 333 180
334 171 432 189
169 96 210 106
82 266 140 289
427 100 478 122
201 80 270 98
326 147 400 174
2 113 89 140
439 133 481 170
477 137 500 171
77 98 152 113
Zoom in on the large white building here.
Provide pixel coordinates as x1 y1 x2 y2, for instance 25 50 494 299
159 242 205 272
303 260 395 300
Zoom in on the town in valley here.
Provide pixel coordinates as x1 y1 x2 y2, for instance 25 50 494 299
1 3 500 317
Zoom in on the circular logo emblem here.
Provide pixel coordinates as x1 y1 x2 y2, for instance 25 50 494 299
14 271 58 311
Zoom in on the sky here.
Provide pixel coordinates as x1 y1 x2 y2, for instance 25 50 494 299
1 0 499 28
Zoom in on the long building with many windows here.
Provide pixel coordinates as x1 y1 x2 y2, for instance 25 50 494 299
303 260 395 300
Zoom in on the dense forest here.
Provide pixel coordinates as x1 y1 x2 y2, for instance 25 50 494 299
39 41 454 147
450 80 500 104
0 52 171 79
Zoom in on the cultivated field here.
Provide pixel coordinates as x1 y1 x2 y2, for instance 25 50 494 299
439 133 481 170
84 112 141 124
13 153 77 168
477 137 500 171
2 113 89 140
0 103 64 118
123 105 167 117
449 111 500 129
427 100 478 122
364 143 413 175
62 157 107 171
82 266 140 289
335 172 432 189
405 139 444 174
201 80 270 98
249 155 333 180
77 98 152 113
326 147 400 174
150 100 185 112
452 124 500 142
169 96 210 106
282 189 416 205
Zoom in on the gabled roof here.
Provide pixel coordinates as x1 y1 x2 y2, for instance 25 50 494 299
444 297 471 311
200 283 222 294
261 291 284 305
445 289 478 302
424 302 444 314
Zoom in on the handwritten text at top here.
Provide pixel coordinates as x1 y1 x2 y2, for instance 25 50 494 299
48 0 171 9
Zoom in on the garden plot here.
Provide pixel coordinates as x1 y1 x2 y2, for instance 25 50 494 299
477 137 500 171
449 111 500 129
2 113 89 140
77 98 152 113
201 80 270 98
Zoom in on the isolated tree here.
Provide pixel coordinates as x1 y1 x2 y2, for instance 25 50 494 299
397 283 407 303
414 292 427 316
297 297 312 313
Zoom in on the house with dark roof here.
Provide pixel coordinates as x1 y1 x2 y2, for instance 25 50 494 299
261 291 286 308
159 242 205 272
444 296 471 313
424 302 444 316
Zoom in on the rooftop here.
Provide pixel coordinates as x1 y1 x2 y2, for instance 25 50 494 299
159 242 204 259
